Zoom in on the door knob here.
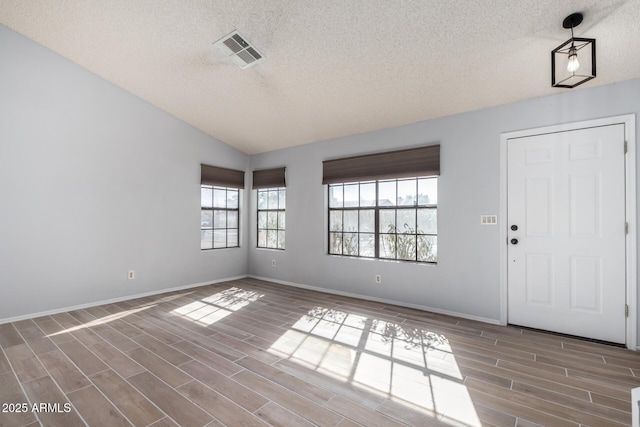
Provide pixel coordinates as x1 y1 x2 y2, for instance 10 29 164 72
511 225 518 231
511 238 519 245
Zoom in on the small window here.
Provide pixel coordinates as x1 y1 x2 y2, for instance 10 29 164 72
201 185 240 250
257 188 285 249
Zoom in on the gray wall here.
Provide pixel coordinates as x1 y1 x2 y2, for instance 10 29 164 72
0 25 249 320
248 78 640 324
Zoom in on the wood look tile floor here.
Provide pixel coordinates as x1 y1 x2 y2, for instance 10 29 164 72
1 278 639 426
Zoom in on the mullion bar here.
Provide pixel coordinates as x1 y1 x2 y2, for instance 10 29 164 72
210 187 215 249
327 188 332 254
414 179 418 261
341 208 345 255
374 181 380 258
357 183 361 256
224 209 228 247
395 179 399 260
213 208 220 248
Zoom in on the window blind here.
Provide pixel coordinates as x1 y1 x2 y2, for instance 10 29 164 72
252 167 286 189
201 164 245 188
322 144 440 185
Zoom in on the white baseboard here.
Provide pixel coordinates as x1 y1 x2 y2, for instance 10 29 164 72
248 275 501 326
0 275 248 325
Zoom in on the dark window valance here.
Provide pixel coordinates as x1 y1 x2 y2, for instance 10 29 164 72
252 167 286 189
201 164 245 188
322 144 440 185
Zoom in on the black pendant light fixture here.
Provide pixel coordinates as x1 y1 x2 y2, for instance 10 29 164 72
551 13 596 88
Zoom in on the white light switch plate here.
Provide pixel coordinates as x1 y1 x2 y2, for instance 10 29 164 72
481 215 498 225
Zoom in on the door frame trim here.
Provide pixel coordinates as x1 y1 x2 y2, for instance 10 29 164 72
499 114 637 349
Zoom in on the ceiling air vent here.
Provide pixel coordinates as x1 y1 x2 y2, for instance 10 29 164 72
213 30 264 69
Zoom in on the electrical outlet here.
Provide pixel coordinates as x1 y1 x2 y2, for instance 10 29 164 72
272 259 276 267
375 274 381 284
128 270 135 280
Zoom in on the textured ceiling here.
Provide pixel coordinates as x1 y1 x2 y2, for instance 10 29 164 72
1 0 639 154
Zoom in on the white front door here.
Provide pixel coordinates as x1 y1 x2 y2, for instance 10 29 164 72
507 124 626 343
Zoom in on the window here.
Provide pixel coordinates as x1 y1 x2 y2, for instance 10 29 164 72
323 144 440 263
201 186 239 249
328 177 437 262
200 164 244 250
253 167 287 250
257 188 286 249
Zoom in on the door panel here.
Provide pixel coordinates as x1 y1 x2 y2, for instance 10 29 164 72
570 256 601 312
525 253 554 306
507 124 626 343
570 173 601 237
525 177 553 237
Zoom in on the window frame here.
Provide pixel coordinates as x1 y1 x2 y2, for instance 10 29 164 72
327 177 437 263
256 187 286 250
201 185 240 250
